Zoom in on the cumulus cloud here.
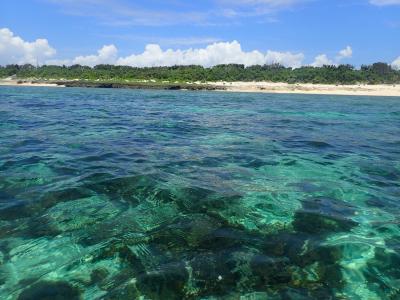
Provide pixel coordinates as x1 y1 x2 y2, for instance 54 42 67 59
0 29 304 68
311 46 353 67
0 28 56 65
47 44 118 67
311 54 333 67
3 27 365 70
392 56 400 70
337 46 353 60
73 44 118 66
369 0 400 6
116 41 304 68
264 50 304 68
45 41 304 68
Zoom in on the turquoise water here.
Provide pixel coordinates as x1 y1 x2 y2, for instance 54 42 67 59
0 86 400 299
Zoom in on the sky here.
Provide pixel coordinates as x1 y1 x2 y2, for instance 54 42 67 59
1 0 400 69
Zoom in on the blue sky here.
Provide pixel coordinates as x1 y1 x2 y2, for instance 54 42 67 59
1 0 400 68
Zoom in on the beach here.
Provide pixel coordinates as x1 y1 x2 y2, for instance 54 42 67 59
0 78 64 87
1 78 400 96
209 81 400 97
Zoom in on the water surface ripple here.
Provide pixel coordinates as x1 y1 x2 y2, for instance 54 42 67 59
1 86 400 299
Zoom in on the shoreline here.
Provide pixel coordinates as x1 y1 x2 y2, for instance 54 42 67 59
210 81 400 97
1 79 400 97
0 79 65 88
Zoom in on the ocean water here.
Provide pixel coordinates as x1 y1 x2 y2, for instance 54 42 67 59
0 86 399 300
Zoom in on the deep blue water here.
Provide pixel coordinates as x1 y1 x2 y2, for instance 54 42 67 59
0 86 400 299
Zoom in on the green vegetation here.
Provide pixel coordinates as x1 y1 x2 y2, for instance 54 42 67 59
1 62 399 84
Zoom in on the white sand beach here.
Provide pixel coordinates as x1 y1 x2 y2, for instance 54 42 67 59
1 78 400 96
210 81 400 97
0 78 64 87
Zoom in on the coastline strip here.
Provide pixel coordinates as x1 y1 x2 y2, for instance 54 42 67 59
1 79 400 97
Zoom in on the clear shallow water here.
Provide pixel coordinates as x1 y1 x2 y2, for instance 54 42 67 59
0 86 400 300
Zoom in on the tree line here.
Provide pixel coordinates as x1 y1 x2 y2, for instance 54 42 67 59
1 62 399 84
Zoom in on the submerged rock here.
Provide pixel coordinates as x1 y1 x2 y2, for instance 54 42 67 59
37 187 94 211
293 197 357 235
0 201 32 221
364 247 400 298
90 268 109 285
209 192 300 235
21 195 122 239
360 163 400 182
150 214 222 251
171 186 218 213
189 251 240 297
86 174 173 206
17 281 81 300
301 197 356 218
79 200 179 247
1 236 87 295
136 262 188 300
250 254 291 285
44 195 121 233
101 281 140 300
289 181 324 193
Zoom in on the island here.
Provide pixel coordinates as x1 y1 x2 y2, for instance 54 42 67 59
1 63 400 96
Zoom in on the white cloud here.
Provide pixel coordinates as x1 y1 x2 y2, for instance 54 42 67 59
44 41 304 68
73 44 118 66
337 46 353 60
43 41 304 68
392 56 400 70
116 41 304 68
311 54 333 67
4 27 369 70
264 50 304 68
0 29 304 68
0 28 56 65
46 44 118 67
369 0 400 6
311 46 353 67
